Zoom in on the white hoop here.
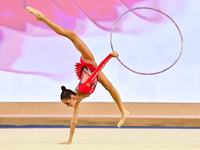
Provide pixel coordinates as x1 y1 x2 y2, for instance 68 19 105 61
110 7 183 75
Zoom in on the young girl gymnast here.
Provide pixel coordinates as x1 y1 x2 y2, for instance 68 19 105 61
26 6 129 144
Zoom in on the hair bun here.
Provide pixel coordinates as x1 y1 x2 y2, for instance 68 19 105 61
61 86 67 91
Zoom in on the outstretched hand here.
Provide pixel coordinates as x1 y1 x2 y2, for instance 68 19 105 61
58 141 72 145
110 51 119 58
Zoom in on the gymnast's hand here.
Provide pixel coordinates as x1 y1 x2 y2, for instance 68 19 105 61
58 141 71 144
110 51 119 58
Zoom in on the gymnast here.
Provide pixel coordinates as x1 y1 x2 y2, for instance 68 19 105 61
26 6 130 144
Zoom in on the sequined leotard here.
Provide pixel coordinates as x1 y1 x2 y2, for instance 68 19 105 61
75 54 113 96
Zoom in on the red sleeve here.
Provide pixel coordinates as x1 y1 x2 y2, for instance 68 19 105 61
86 54 113 83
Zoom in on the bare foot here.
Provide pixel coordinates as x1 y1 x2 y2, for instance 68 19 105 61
58 141 71 144
26 6 44 21
117 110 130 128
110 51 119 58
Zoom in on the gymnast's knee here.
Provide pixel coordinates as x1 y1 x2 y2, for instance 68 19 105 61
62 30 76 40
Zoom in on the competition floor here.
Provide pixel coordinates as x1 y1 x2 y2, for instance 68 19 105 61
0 127 200 150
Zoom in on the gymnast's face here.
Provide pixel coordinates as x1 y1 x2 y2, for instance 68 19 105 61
62 95 76 107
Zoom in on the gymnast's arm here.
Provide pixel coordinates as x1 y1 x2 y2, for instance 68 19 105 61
68 103 79 144
58 102 80 144
86 51 119 84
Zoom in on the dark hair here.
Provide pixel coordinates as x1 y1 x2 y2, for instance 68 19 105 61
60 86 76 100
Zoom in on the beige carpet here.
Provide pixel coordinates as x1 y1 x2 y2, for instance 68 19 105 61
0 128 200 150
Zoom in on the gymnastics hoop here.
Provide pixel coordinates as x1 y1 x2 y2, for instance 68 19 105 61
110 7 183 75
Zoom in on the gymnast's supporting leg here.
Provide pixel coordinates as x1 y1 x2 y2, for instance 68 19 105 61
98 71 130 127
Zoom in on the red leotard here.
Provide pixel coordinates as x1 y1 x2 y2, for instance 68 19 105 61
75 54 113 95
